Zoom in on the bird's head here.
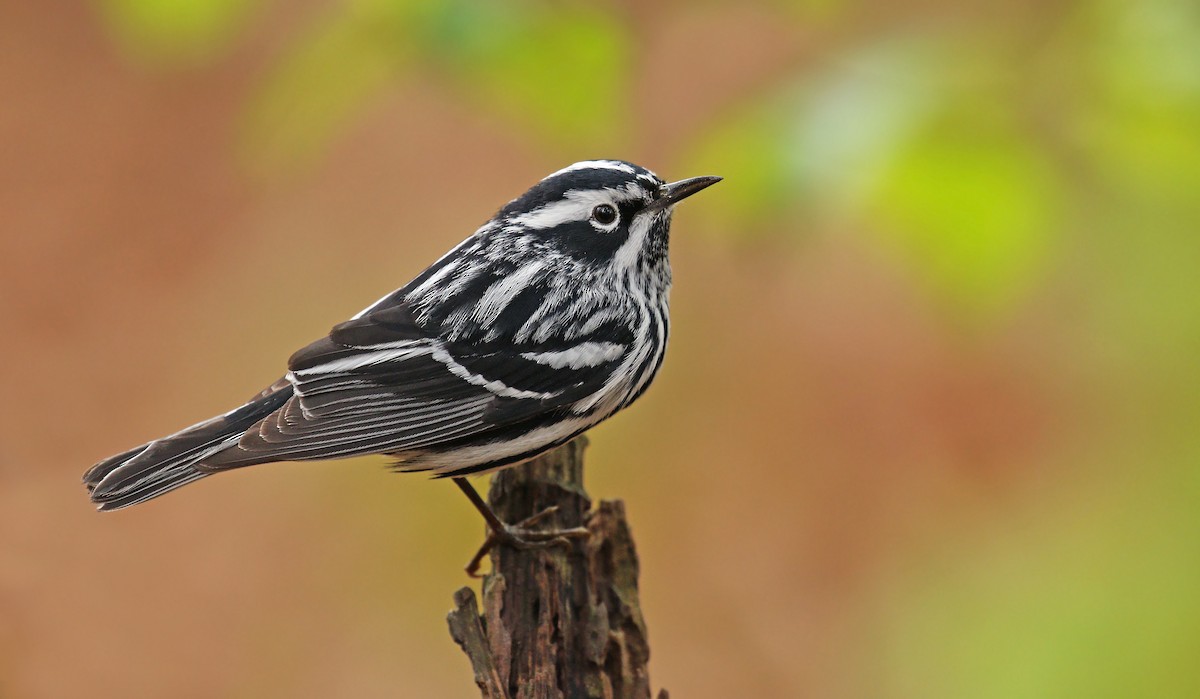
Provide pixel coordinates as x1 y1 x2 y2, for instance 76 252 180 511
495 160 720 274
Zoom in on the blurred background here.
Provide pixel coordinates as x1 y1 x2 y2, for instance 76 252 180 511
2 0 1199 697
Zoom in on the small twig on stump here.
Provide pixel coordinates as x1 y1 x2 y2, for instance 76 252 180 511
447 437 665 699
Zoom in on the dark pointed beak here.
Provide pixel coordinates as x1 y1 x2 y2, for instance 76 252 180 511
650 175 722 211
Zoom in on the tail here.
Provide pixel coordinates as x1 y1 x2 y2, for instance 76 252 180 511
83 379 293 511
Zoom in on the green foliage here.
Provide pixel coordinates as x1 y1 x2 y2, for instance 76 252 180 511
868 125 1060 317
422 2 627 148
679 39 942 232
682 37 1062 317
678 103 796 232
242 0 627 163
95 0 1189 326
1076 0 1200 203
245 4 413 164
98 0 260 65
874 456 1200 699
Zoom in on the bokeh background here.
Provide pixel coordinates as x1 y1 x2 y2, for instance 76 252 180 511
3 1 1199 697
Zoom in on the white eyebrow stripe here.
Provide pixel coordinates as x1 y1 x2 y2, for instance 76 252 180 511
511 186 646 231
510 199 588 230
520 342 626 369
542 160 636 180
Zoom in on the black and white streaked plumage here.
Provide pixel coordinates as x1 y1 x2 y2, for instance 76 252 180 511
83 160 720 517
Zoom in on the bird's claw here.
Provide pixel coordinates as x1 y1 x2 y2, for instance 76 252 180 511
464 506 591 577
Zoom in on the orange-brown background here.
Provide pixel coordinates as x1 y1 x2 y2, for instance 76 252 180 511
3 1 1199 697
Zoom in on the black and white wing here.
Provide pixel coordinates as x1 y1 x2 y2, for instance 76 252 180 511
197 298 632 475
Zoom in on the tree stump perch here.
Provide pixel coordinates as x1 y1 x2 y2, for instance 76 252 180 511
447 437 665 699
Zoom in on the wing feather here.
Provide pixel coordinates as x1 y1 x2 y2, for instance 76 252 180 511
199 296 628 472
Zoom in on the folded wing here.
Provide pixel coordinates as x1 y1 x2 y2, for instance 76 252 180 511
199 301 627 471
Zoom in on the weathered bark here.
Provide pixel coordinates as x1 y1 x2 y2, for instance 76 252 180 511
447 437 664 699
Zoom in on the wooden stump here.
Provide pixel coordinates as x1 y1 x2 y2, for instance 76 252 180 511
447 437 664 699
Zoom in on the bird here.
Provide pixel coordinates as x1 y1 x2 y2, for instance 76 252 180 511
83 159 720 571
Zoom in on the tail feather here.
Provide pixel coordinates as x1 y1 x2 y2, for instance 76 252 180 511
85 379 292 511
90 466 211 512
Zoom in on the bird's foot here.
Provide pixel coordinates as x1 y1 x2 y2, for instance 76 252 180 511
464 506 590 578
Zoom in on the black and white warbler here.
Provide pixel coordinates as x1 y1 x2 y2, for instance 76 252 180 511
84 160 719 565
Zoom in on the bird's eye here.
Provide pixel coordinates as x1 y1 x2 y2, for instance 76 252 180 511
591 204 618 227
